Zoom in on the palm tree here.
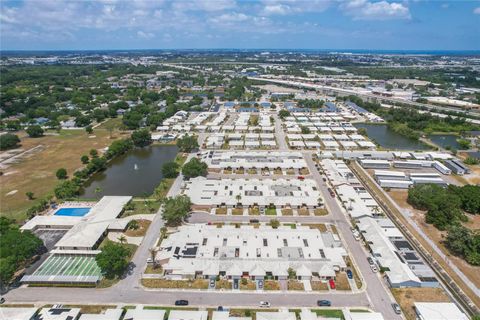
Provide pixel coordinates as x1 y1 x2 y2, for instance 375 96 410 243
235 194 242 206
118 235 127 244
94 187 102 199
371 206 381 215
149 247 158 268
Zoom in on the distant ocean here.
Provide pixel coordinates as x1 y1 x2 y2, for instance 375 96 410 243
1 49 480 56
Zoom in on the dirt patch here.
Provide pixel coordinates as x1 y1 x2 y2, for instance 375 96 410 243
287 280 304 291
216 207 227 215
141 279 208 289
264 280 280 290
124 219 151 237
311 281 328 291
335 272 351 291
392 287 450 320
281 208 293 216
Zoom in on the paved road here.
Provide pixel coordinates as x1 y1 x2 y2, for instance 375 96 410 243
273 113 288 151
188 211 332 224
303 153 402 320
4 286 369 308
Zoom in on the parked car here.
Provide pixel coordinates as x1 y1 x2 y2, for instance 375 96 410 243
346 269 353 279
327 188 335 197
0 296 4 304
392 303 401 314
259 301 271 308
217 306 224 311
317 300 331 307
367 257 375 265
297 175 305 180
329 279 336 289
370 265 378 273
175 300 189 306
249 219 259 223
209 278 216 287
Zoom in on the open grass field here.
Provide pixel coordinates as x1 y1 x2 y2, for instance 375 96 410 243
0 129 128 221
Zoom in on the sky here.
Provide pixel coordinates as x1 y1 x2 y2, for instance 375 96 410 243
0 0 479 51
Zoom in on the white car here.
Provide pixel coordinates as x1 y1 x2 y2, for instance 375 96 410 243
370 265 378 273
259 301 271 308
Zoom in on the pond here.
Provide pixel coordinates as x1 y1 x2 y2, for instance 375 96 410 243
354 123 430 151
428 134 462 150
80 145 178 198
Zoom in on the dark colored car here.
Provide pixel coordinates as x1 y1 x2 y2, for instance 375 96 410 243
175 300 189 306
317 300 331 306
250 219 260 223
346 269 353 279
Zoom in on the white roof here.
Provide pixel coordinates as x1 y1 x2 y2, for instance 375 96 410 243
55 196 132 249
414 302 468 320
256 312 296 320
168 310 208 320
211 312 251 320
0 307 38 320
124 308 166 320
37 307 81 320
80 309 123 320
343 310 385 320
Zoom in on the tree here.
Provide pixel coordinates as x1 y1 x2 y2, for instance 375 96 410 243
182 158 208 179
0 133 20 150
26 125 44 138
287 267 296 279
149 247 158 268
278 109 290 119
270 219 280 229
118 235 127 245
456 139 471 150
85 125 93 134
176 135 199 152
300 126 311 134
25 191 34 200
81 155 89 164
54 180 80 199
56 168 67 180
162 161 180 178
127 220 139 230
95 242 130 279
131 129 152 147
89 149 98 158
162 195 192 226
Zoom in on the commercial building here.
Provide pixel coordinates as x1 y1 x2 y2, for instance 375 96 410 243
158 225 347 281
183 177 322 209
359 159 390 169
0 307 38 320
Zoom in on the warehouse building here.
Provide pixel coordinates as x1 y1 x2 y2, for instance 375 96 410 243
359 159 390 169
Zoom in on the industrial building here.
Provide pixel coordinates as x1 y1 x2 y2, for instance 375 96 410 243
201 151 307 171
359 159 390 169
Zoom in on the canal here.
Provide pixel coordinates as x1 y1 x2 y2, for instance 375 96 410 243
354 123 431 151
80 145 178 198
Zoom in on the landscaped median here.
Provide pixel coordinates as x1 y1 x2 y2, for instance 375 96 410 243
141 278 209 289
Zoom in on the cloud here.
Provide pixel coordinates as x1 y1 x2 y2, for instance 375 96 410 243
137 31 154 39
474 7 480 15
340 0 411 20
260 0 332 16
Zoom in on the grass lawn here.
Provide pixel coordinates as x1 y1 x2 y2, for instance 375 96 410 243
248 207 260 215
216 280 232 290
124 219 151 237
141 279 208 289
311 281 329 291
265 208 277 215
392 287 450 320
285 168 295 175
314 208 328 216
335 272 351 291
62 305 116 314
216 207 227 215
298 208 310 216
287 280 304 291
123 199 161 217
1 129 127 221
299 167 310 175
144 265 163 274
235 168 245 174
247 168 257 174
240 280 256 290
232 208 244 215
274 168 283 175
306 224 328 232
96 239 138 288
264 280 280 290
281 208 293 216
312 309 344 318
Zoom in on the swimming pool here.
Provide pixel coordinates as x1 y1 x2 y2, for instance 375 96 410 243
54 207 91 217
